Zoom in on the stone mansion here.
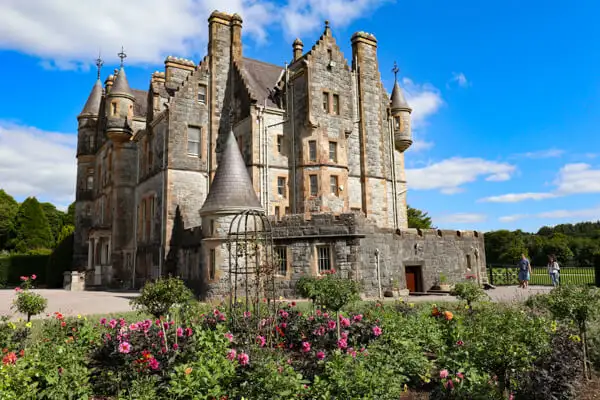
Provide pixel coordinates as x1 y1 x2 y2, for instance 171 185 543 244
73 11 486 297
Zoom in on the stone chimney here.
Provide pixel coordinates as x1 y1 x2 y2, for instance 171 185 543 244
293 38 304 61
231 13 243 61
164 56 195 90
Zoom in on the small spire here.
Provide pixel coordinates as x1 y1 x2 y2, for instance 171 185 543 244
95 51 104 80
324 20 331 36
118 46 127 67
392 61 399 83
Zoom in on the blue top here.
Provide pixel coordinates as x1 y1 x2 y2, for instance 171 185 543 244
518 258 530 272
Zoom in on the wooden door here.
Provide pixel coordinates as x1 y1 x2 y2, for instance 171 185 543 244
405 268 417 292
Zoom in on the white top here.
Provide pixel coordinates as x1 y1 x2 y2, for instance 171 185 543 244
547 261 560 274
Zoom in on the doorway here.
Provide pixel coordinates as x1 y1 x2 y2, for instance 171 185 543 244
405 266 423 293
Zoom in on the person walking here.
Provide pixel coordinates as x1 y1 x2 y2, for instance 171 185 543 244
547 255 560 287
517 254 532 289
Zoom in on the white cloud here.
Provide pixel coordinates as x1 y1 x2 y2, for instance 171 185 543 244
0 0 390 67
401 78 444 129
479 192 557 203
0 122 76 205
437 213 487 224
514 148 564 159
406 157 516 194
448 72 469 88
499 205 600 223
410 140 434 152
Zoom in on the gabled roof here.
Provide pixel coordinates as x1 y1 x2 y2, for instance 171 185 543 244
240 57 284 108
79 79 103 117
200 130 262 216
110 67 135 99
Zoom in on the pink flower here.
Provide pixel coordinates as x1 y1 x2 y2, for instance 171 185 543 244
308 316 315 321
185 327 193 337
218 314 226 322
119 318 126 327
158 331 164 338
439 369 449 379
291 301 297 307
109 319 117 329
341 331 349 340
30 274 37 280
213 309 220 316
148 358 160 370
14 287 21 292
337 338 348 350
280 322 287 329
118 342 131 354
301 341 311 353
316 351 325 360
279 310 289 319
456 340 464 346
177 327 184 337
172 343 179 350
224 332 234 342
129 323 139 331
316 310 322 317
243 311 251 318
237 352 249 366
372 326 382 337
20 276 28 281
256 336 266 347
327 320 336 330
444 379 454 390
353 314 363 323
313 326 326 336
163 322 170 330
323 313 329 318
227 349 237 361
340 317 350 328
456 372 464 379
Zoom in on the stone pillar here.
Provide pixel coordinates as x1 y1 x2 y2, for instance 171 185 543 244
87 240 93 270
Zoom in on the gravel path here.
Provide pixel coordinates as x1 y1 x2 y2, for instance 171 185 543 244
0 286 553 320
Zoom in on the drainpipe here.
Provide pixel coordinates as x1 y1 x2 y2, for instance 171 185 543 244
388 117 398 229
160 103 170 278
286 64 297 213
132 133 139 289
375 248 382 299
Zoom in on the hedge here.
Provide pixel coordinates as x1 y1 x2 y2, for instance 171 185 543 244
0 253 50 287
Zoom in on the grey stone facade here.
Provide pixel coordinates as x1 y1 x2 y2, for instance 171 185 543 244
73 11 486 296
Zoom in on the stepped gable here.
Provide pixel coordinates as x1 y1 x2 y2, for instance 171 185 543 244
200 130 263 215
239 57 284 108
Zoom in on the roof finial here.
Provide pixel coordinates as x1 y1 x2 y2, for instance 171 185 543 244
95 50 104 80
325 20 329 28
118 46 127 67
392 61 399 82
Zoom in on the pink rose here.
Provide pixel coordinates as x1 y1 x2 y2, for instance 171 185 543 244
440 369 449 379
316 351 325 360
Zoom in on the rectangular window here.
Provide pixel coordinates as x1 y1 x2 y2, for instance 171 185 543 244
327 49 333 62
317 245 331 274
210 220 215 236
274 246 287 276
86 169 94 190
277 135 283 153
187 126 201 156
277 177 286 197
111 102 117 116
274 206 280 220
328 141 337 163
330 175 339 196
322 92 329 113
285 207 289 215
309 175 318 197
395 116 401 130
209 249 216 280
198 85 207 103
88 136 95 151
308 140 317 161
332 94 339 115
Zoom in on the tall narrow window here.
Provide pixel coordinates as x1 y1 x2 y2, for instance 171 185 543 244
198 85 207 103
309 175 318 197
328 141 337 163
86 168 94 190
209 249 216 280
395 116 401 130
308 140 317 162
147 139 154 172
277 177 286 197
332 94 340 115
210 220 215 236
111 102 117 116
327 49 333 62
274 246 287 276
187 126 201 156
317 245 331 274
277 135 283 153
88 136 95 152
274 206 280 220
330 175 339 196
322 92 329 113
285 207 289 215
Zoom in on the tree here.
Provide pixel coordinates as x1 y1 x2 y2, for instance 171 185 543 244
407 205 433 229
12 197 54 253
65 202 75 226
0 189 19 250
40 202 67 247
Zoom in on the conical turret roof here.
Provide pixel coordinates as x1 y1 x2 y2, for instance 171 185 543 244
200 130 263 216
79 79 103 117
110 67 134 99
391 80 411 111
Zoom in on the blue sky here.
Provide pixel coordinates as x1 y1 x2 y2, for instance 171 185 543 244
0 0 599 233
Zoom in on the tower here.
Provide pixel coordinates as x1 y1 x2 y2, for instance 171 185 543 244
73 55 104 271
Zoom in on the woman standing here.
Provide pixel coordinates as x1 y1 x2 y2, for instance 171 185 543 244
547 255 560 287
517 254 532 289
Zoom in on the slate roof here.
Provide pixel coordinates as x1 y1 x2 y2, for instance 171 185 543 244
390 80 411 111
240 57 284 108
132 89 148 118
199 130 262 216
110 67 135 99
79 79 103 117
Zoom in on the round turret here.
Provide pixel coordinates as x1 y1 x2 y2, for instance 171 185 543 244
390 65 412 152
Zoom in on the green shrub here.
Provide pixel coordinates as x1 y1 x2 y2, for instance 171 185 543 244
0 253 50 287
45 231 74 288
451 281 488 307
130 276 194 318
12 275 47 322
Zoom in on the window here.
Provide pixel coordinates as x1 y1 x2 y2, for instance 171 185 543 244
274 246 287 276
86 168 94 190
198 85 207 103
209 249 216 280
285 207 289 215
309 175 318 196
210 220 215 236
332 94 340 115
328 141 337 163
330 175 339 196
187 126 201 156
308 140 317 161
277 177 286 197
317 245 331 274
277 135 283 153
128 104 134 118
111 102 117 116
148 140 154 172
274 206 280 220
395 116 401 130
322 92 329 113
88 136 95 151
327 49 333 62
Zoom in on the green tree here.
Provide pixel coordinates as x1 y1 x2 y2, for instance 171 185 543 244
12 197 54 253
407 205 433 229
64 202 75 226
0 189 19 250
40 202 67 247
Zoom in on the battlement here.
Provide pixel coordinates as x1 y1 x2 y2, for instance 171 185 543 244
351 31 378 46
271 213 361 239
164 56 196 68
398 228 482 239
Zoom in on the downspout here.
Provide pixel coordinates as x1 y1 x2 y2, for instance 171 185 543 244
389 117 398 229
132 133 139 288
160 103 170 278
286 64 297 213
